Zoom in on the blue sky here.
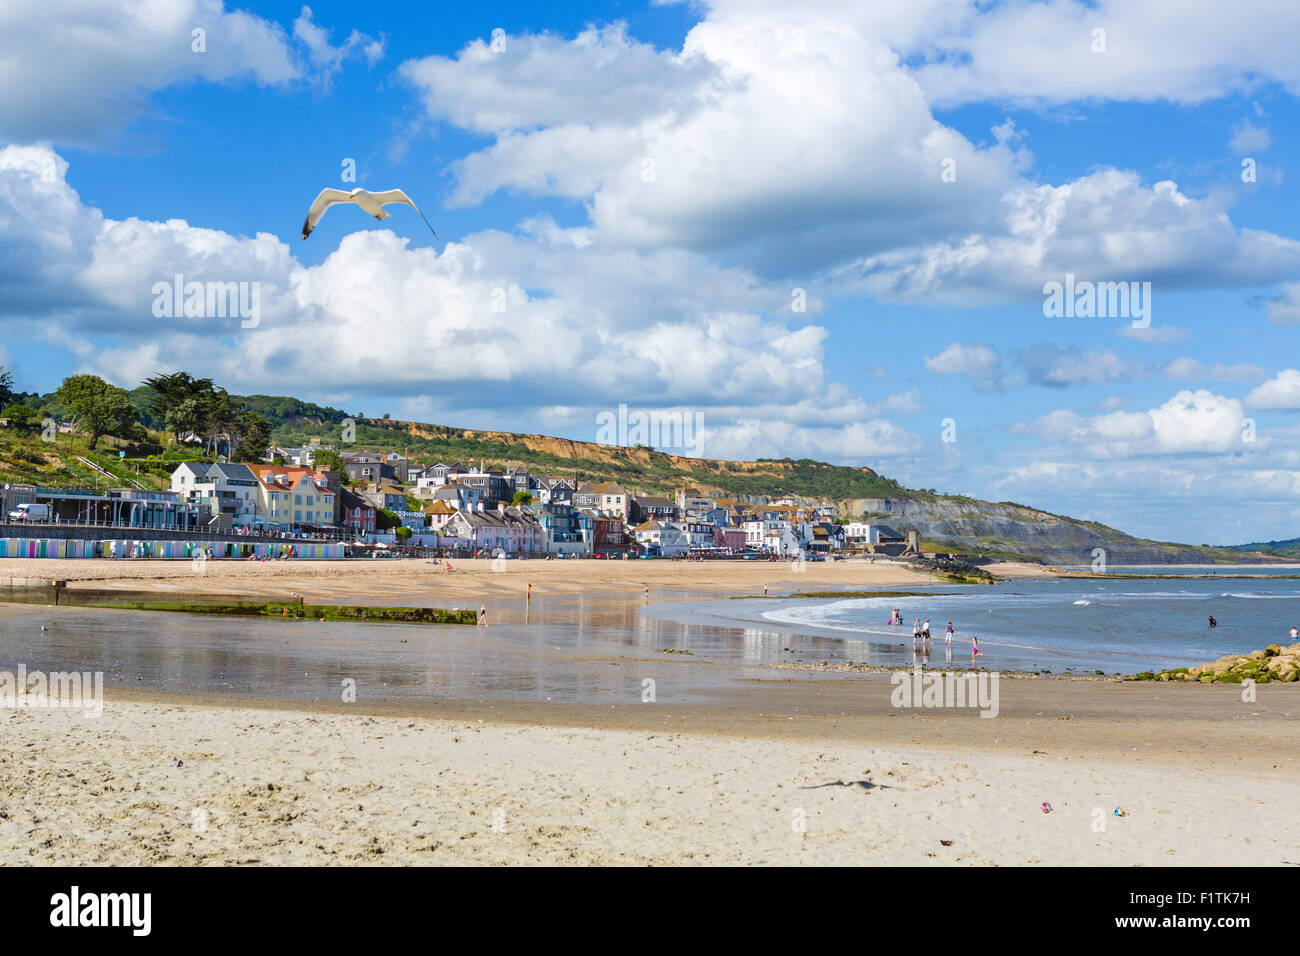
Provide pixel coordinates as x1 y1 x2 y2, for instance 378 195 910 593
2 0 1300 545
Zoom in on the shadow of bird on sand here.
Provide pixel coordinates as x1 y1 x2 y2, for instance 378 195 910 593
800 780 896 791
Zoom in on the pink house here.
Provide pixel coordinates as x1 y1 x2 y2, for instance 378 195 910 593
715 526 746 549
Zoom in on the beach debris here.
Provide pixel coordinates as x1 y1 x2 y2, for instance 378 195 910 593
170 758 183 768
1041 802 1053 813
1113 807 1129 817
940 839 953 846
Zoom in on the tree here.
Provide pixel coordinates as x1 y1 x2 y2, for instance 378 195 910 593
313 448 344 473
232 410 272 462
2 404 37 430
142 371 213 442
376 508 401 531
395 526 412 541
0 368 13 408
165 397 207 447
53 375 137 447
512 490 534 505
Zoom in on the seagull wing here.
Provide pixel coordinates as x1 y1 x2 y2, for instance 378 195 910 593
369 189 439 240
302 188 354 239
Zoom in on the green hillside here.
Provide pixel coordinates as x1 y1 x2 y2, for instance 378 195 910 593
1227 538 1300 559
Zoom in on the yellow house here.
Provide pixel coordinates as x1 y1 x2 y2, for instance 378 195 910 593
252 465 337 527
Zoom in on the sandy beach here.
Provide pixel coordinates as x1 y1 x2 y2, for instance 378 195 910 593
1 557 1295 866
0 554 1042 605
2 682 1295 866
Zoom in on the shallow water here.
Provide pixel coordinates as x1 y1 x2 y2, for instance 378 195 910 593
0 574 1292 707
0 594 782 707
655 575 1300 673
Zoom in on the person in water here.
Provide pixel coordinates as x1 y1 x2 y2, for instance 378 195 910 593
1209 616 1218 628
922 619 931 642
945 621 954 645
913 619 922 644
1290 625 1298 640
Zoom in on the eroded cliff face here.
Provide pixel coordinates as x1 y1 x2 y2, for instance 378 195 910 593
836 496 1222 564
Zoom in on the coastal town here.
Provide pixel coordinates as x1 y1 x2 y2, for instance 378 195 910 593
1 442 920 560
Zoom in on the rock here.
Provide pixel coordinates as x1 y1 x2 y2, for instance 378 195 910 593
1266 644 1282 657
1249 650 1268 660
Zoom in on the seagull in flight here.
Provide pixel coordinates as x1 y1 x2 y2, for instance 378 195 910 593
301 187 439 240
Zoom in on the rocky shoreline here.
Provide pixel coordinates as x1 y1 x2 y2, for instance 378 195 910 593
1126 642 1300 683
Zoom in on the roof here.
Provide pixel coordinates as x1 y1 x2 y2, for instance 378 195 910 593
176 462 257 483
251 465 334 494
449 507 540 529
338 487 373 509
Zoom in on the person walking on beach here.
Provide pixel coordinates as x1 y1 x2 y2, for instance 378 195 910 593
478 603 487 627
945 621 954 645
913 619 922 645
763 584 768 596
922 619 931 643
971 634 982 661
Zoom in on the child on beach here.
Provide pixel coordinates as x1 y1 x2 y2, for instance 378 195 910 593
913 619 922 644
971 635 982 659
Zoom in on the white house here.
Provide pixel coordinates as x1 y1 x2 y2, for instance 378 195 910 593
170 462 261 527
843 523 904 546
